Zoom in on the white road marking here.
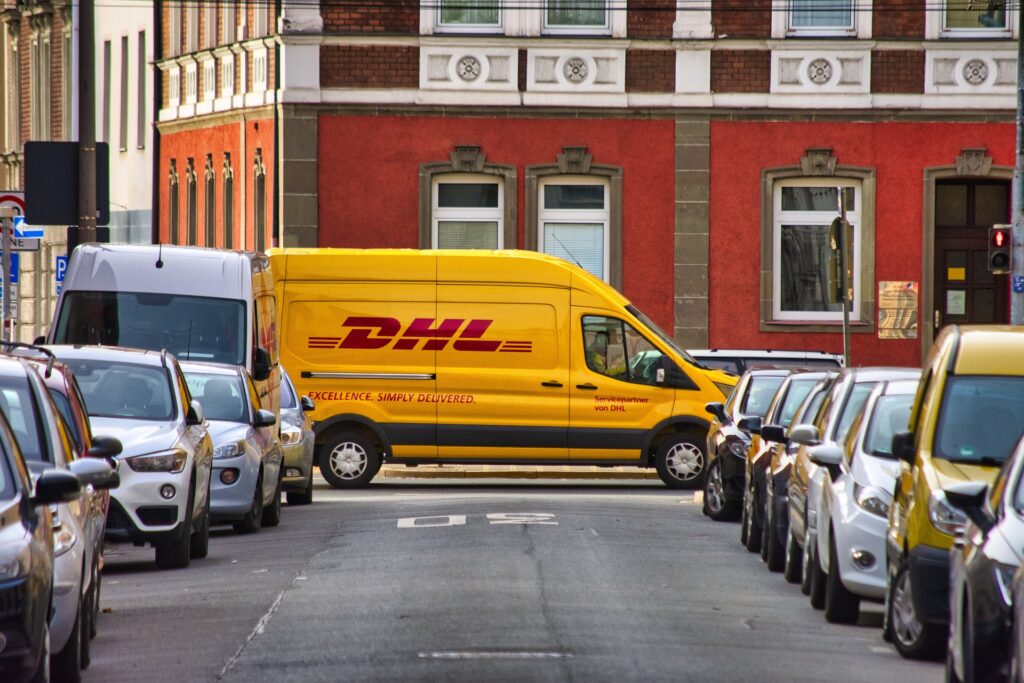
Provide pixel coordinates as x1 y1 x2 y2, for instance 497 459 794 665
217 589 287 679
419 651 572 660
487 513 557 525
590 529 599 537
691 492 704 505
398 515 467 528
252 569 268 574
868 646 895 654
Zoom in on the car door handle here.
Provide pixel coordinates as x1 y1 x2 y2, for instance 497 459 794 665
576 383 598 391
541 381 564 388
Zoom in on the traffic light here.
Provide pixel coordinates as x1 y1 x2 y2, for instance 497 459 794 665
989 225 1012 274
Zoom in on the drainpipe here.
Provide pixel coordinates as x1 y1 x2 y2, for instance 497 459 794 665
152 0 162 244
272 0 280 248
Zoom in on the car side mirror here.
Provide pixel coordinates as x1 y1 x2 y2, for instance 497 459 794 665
254 409 277 428
300 396 315 412
807 443 844 468
760 425 789 445
892 430 916 465
736 416 762 435
187 399 205 426
944 481 994 534
705 402 727 423
253 347 271 382
789 424 820 446
31 469 82 506
88 435 122 459
69 458 119 490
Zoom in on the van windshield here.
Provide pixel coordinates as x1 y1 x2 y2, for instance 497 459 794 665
626 305 699 366
934 376 1024 463
54 291 246 366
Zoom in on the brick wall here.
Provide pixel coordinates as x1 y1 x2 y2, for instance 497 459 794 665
873 0 924 38
323 1 418 34
320 45 418 88
711 50 770 92
626 49 675 92
871 50 924 93
627 0 675 38
712 0 771 38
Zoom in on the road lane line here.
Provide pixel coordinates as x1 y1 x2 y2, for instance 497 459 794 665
419 651 572 660
217 588 287 680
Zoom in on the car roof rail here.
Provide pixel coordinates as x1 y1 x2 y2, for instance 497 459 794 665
160 348 172 371
0 341 56 378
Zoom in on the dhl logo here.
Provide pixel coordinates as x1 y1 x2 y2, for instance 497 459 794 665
308 317 532 353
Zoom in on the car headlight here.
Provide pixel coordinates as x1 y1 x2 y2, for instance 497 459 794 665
0 544 30 579
995 562 1017 606
50 507 78 557
853 482 891 519
727 440 748 458
213 441 246 460
713 382 735 400
126 449 188 473
280 425 303 446
928 490 967 537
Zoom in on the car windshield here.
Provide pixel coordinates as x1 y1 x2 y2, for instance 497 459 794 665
935 376 1024 463
833 382 878 442
0 378 45 463
776 378 818 427
63 359 176 421
53 291 247 366
864 394 914 458
741 376 785 418
185 372 248 423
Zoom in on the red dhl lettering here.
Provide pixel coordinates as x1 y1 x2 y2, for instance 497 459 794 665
306 317 533 353
307 391 374 402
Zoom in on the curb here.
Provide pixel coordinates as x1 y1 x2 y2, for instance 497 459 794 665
377 464 662 480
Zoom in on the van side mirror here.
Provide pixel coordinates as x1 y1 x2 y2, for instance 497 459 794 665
789 424 820 446
944 481 993 534
69 458 119 490
892 431 916 465
253 347 271 382
737 416 762 435
187 399 205 426
659 356 697 390
88 435 122 459
705 402 727 423
760 425 788 445
300 396 315 412
254 409 277 428
31 469 82 506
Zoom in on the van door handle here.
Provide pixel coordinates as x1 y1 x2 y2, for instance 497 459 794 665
576 383 598 391
541 381 564 388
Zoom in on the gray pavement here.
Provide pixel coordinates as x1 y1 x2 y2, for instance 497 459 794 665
83 477 941 682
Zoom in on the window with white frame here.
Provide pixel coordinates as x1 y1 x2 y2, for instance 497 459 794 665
436 0 502 32
543 0 610 34
221 0 236 43
30 27 51 141
538 178 610 282
6 39 19 151
62 27 71 139
432 175 503 249
186 4 199 52
944 0 1009 33
772 179 861 322
168 2 182 57
204 1 217 48
787 0 854 35
253 3 269 37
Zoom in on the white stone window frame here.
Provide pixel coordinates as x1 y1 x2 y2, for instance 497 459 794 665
771 0 872 39
169 2 182 57
541 0 617 37
431 173 505 249
431 1 505 35
186 4 199 53
925 0 1016 39
537 176 611 283
422 1 626 37
221 1 236 44
771 177 862 323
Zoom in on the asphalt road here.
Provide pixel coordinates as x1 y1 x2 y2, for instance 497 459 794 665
82 478 941 683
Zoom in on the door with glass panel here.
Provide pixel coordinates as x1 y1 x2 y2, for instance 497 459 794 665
933 180 1009 328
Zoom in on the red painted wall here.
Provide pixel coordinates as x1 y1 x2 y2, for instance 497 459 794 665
318 115 676 331
710 120 1014 367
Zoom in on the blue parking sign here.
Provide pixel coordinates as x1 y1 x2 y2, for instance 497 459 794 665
0 253 19 286
1014 275 1024 294
56 256 68 282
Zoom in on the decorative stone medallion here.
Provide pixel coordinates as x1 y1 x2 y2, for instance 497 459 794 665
456 56 482 82
563 57 589 84
962 59 988 85
807 58 833 85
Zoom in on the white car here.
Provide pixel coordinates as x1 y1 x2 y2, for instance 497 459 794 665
688 349 844 376
49 345 214 569
810 378 919 623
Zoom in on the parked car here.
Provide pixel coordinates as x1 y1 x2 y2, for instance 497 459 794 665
703 369 789 521
944 437 1024 683
49 345 214 569
789 367 919 609
279 369 315 506
688 349 844 376
809 378 919 624
181 361 283 533
887 326 1024 660
0 407 82 682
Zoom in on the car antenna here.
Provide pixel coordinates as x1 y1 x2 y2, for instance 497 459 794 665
549 233 585 270
155 242 164 269
186 320 193 360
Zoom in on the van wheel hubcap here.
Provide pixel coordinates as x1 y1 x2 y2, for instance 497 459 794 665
706 462 724 511
665 442 703 481
329 442 368 480
892 570 923 647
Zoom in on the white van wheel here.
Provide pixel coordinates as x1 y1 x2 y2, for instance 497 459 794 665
320 431 380 489
655 435 705 489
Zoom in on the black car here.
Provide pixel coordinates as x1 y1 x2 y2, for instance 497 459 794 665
945 438 1024 683
703 369 789 521
0 403 82 682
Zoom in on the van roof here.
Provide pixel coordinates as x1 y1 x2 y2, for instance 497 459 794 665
954 326 1024 376
267 248 630 307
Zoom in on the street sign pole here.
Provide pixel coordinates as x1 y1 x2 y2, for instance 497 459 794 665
1013 2 1024 324
0 207 12 342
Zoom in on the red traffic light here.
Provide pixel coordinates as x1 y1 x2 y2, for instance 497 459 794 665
993 229 1008 248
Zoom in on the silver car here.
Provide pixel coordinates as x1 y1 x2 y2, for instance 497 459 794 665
280 369 314 506
181 362 284 533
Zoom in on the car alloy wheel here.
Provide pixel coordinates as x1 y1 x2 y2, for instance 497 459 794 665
706 461 724 512
889 563 945 660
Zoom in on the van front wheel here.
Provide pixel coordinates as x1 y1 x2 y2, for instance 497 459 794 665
320 431 380 489
654 435 705 489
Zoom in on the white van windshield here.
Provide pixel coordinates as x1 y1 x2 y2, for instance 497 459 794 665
54 291 246 366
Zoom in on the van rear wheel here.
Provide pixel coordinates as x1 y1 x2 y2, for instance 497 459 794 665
654 435 705 489
320 431 380 489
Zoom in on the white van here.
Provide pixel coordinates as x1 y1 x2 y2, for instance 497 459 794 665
46 244 280 413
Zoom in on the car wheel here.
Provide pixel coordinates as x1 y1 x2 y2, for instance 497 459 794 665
89 560 100 640
28 622 49 683
51 601 82 682
809 538 827 610
319 431 381 489
763 499 784 572
79 566 95 669
155 485 193 569
800 528 814 596
739 487 750 546
946 648 965 683
824 534 860 624
262 472 283 528
655 434 705 490
286 469 314 506
234 472 264 534
783 527 802 584
744 476 762 553
703 459 739 521
190 486 211 559
888 560 945 660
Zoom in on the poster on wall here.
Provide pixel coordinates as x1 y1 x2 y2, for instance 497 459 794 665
878 281 919 340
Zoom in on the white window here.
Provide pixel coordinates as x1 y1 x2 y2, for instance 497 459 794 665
204 1 218 48
772 179 861 322
221 1 236 43
169 2 182 57
787 0 854 35
186 4 199 52
102 40 111 142
6 40 19 150
62 28 71 139
431 175 503 249
543 0 610 34
30 31 51 141
120 35 129 151
943 0 1010 35
253 3 269 37
538 178 609 282
436 0 502 33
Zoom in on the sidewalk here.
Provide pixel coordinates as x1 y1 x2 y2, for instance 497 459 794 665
377 463 662 480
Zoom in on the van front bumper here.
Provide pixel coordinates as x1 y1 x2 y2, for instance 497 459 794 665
909 544 951 625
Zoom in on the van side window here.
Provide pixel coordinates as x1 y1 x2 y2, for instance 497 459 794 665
582 316 666 386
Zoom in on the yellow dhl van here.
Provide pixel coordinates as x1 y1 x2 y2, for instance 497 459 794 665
268 249 736 488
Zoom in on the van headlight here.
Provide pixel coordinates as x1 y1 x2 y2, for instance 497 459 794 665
854 482 891 519
214 441 246 460
51 507 78 557
280 425 303 446
126 449 188 473
928 490 967 537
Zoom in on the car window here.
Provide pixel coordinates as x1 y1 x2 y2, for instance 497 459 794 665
185 371 247 423
935 376 1024 463
582 316 666 386
246 376 261 421
741 376 786 418
63 358 176 421
48 388 84 452
776 378 817 427
280 373 298 410
0 377 45 463
833 382 878 442
863 394 914 458
0 437 14 503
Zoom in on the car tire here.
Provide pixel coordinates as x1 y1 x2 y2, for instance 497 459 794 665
234 472 264 534
763 500 784 572
743 477 762 553
888 560 945 660
155 486 193 569
80 565 95 669
286 469 314 506
89 560 100 640
28 622 49 683
824 534 860 624
800 528 814 596
703 459 740 521
262 472 283 528
190 486 211 559
739 490 750 546
946 648 965 683
319 431 381 489
809 539 827 610
654 434 705 490
51 601 82 683
783 527 802 584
